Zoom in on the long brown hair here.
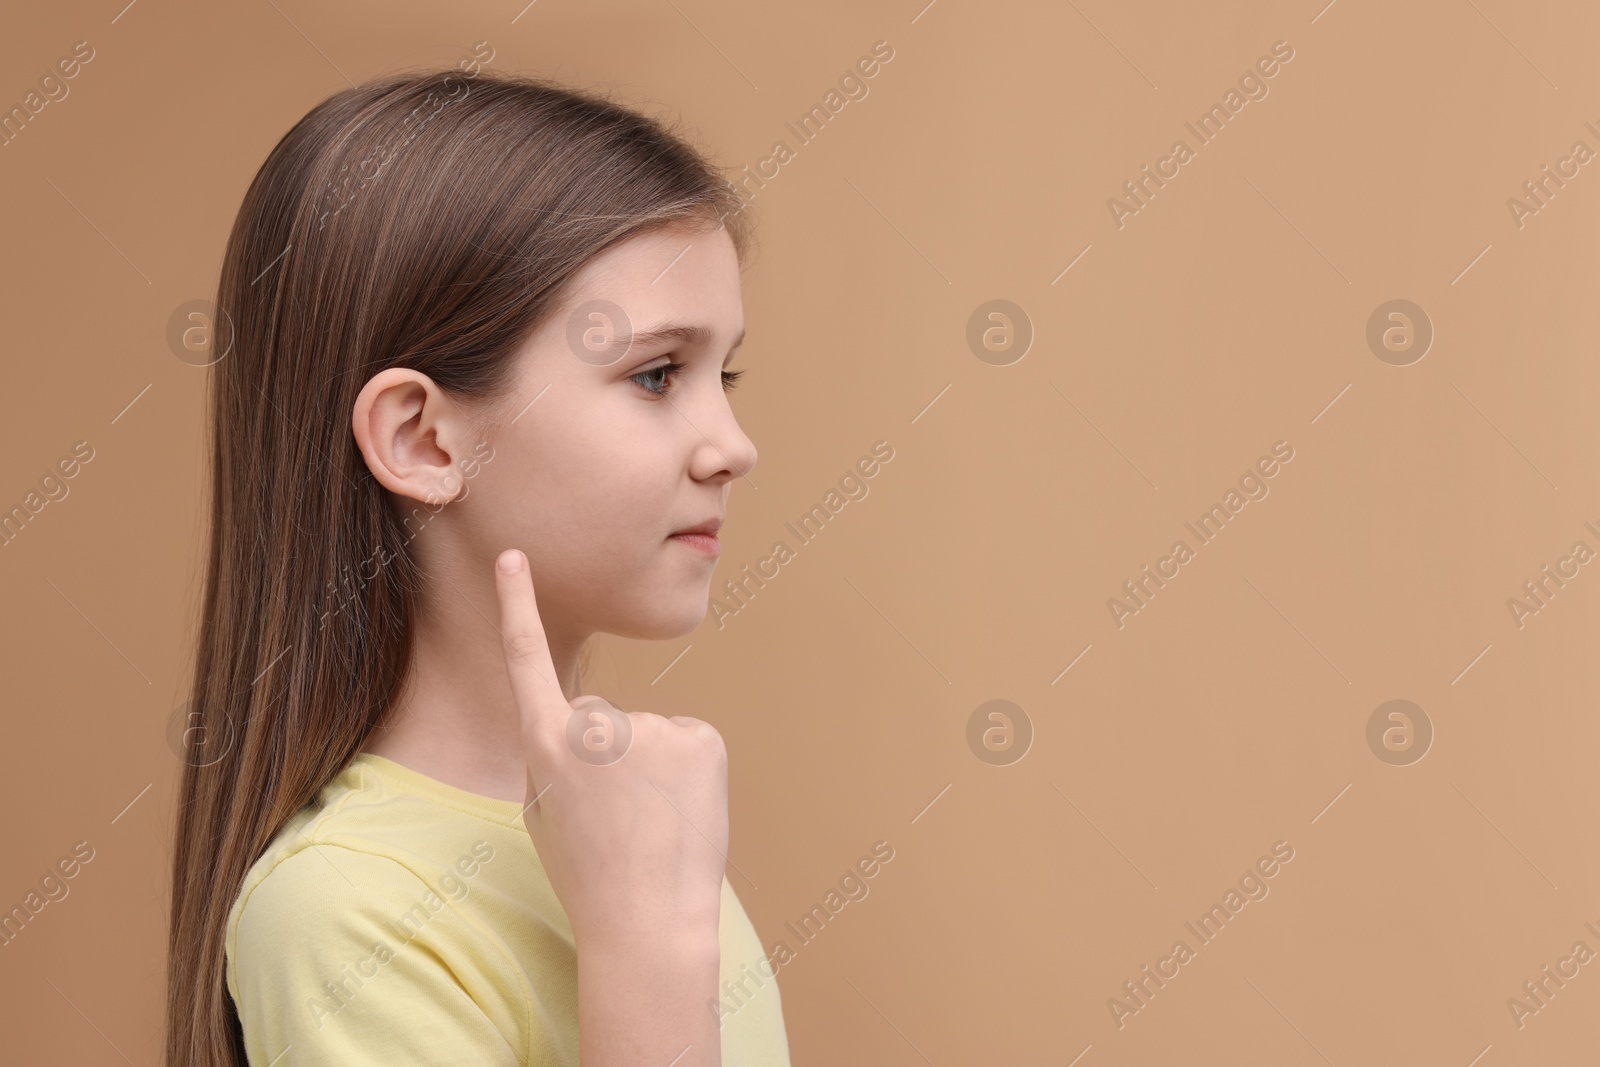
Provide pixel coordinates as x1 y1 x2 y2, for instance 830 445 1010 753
166 65 754 1066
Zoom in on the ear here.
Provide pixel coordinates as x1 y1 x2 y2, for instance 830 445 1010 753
351 368 475 508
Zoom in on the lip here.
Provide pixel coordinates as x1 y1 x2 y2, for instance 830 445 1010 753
668 517 723 558
669 531 721 557
670 517 724 537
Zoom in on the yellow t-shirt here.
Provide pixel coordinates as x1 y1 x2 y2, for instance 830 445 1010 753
224 752 791 1066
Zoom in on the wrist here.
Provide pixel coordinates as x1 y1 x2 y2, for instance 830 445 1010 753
574 923 723 1067
578 918 721 963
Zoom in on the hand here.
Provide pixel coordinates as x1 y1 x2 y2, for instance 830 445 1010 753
492 548 730 950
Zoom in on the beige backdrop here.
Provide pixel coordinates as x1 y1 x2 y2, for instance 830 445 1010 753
2 0 1597 1063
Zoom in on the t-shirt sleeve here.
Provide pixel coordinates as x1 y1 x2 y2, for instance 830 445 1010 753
229 843 524 1066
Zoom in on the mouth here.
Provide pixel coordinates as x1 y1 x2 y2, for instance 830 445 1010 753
669 517 723 558
669 531 721 557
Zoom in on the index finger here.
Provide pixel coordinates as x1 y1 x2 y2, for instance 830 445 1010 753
493 549 569 737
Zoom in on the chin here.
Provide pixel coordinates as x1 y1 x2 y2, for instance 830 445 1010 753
607 590 712 641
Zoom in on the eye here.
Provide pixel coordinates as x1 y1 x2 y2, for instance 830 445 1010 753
629 361 683 396
630 361 746 397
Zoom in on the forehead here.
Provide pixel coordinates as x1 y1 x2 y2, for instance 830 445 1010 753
556 223 744 340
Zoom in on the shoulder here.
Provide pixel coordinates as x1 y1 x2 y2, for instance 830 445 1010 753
226 843 526 1065
224 760 445 945
230 842 425 946
225 842 444 1004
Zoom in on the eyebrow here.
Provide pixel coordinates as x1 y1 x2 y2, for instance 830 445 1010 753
626 322 746 365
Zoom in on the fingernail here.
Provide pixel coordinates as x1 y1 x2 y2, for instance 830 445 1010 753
497 549 522 575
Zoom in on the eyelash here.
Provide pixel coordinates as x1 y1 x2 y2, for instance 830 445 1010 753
630 360 745 397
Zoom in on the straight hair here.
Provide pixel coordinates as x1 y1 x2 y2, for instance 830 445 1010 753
165 65 754 1066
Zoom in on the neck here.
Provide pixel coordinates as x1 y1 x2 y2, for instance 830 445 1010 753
361 564 587 805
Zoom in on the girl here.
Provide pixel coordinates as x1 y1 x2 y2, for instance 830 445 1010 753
165 66 788 1066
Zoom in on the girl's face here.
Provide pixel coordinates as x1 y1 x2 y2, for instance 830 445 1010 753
468 221 756 643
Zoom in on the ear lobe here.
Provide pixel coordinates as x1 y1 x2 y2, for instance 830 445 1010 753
438 467 464 495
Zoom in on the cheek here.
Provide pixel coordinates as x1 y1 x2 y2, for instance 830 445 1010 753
572 445 671 525
485 389 685 555
523 437 673 551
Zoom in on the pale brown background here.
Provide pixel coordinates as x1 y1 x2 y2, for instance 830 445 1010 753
2 0 1597 1063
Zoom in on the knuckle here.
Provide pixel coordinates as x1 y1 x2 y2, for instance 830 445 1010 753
524 729 565 766
692 720 727 756
502 630 543 664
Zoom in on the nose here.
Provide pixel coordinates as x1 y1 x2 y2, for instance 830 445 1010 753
691 405 757 484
